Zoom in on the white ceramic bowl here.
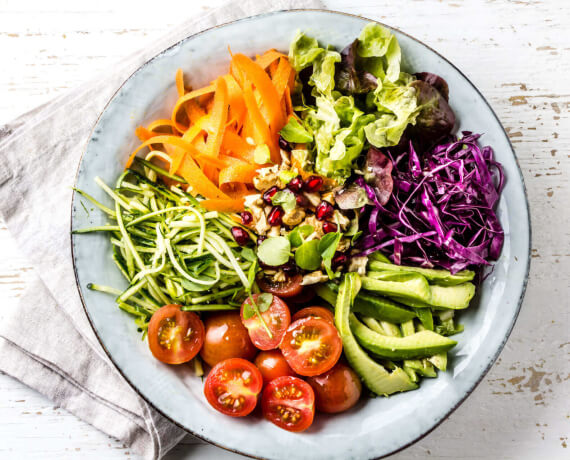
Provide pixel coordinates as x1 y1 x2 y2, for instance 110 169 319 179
71 10 531 459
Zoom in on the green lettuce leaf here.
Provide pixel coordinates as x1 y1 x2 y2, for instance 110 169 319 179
289 30 325 71
279 116 313 143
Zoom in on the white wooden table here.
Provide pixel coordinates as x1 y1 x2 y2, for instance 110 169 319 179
1 0 569 458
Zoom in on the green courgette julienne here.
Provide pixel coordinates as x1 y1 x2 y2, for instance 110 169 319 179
74 162 258 337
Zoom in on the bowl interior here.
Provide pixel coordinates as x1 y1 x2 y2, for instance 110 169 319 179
71 10 530 460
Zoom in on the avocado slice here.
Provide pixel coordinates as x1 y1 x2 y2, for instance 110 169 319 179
390 282 476 310
414 308 434 330
428 353 448 371
335 274 417 396
404 359 437 378
361 274 431 303
350 315 457 360
368 260 475 286
316 284 416 323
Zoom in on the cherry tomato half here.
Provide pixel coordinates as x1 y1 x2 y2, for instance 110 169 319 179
286 287 316 305
204 358 263 417
280 317 342 376
292 306 335 324
257 274 303 298
200 312 257 368
307 363 362 413
262 376 315 432
147 304 204 364
241 294 291 350
254 350 295 385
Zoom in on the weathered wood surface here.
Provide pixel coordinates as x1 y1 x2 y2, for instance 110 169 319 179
0 0 568 458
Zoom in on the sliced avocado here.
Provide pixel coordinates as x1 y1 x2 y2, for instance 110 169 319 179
335 274 417 396
361 274 431 303
414 308 434 330
404 366 419 382
316 284 416 323
380 320 402 337
350 314 457 360
404 359 437 378
430 283 475 309
400 319 415 337
368 261 475 286
368 251 392 264
361 316 385 335
428 353 448 371
389 282 476 310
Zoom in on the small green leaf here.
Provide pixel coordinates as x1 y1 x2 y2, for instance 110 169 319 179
254 144 272 164
257 237 291 266
288 225 314 247
279 169 297 184
257 293 273 313
271 190 296 212
279 117 313 143
295 240 322 270
242 299 256 319
241 247 257 262
319 232 342 278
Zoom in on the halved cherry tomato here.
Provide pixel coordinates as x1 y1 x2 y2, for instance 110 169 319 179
262 376 315 432
204 358 263 417
241 294 290 350
254 350 295 384
292 306 335 324
280 317 342 376
307 363 362 413
257 273 303 298
200 311 257 367
147 304 204 364
286 287 316 305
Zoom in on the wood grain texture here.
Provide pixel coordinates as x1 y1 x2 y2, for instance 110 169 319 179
0 0 568 459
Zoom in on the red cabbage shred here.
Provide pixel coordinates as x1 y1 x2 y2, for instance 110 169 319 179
357 132 504 273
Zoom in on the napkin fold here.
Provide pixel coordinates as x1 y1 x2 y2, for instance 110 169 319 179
0 0 322 458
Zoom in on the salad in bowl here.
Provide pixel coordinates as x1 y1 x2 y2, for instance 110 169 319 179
75 22 505 433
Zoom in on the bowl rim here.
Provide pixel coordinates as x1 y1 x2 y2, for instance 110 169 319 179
70 8 532 459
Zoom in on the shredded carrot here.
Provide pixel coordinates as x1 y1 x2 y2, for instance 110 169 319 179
205 77 228 158
256 49 287 69
223 74 246 130
135 126 156 142
201 198 245 212
177 153 229 200
171 85 215 133
147 119 177 134
272 57 293 100
127 48 297 213
222 130 255 162
175 69 185 97
242 83 280 163
232 53 284 132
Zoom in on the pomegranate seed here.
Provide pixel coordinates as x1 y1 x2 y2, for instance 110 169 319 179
295 193 309 208
231 226 250 246
263 186 279 205
303 175 323 193
257 235 267 246
322 221 338 234
315 201 334 221
279 136 292 151
287 175 303 192
240 211 253 225
268 206 284 226
332 253 348 268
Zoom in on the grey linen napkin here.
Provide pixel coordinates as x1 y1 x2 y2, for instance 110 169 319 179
0 0 322 458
